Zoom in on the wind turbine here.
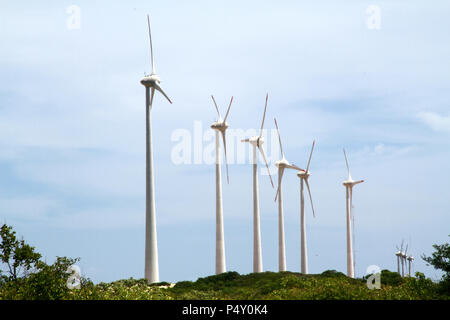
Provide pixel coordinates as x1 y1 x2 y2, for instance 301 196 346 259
241 94 274 273
342 149 364 278
407 253 414 277
140 14 172 283
395 244 402 275
402 243 408 277
296 140 316 274
210 95 233 274
274 118 304 272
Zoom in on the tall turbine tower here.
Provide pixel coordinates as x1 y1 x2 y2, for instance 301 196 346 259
140 15 172 283
274 118 304 272
241 94 274 273
407 253 414 277
296 140 316 274
342 149 364 278
402 244 408 277
397 241 405 277
210 95 233 274
395 244 402 275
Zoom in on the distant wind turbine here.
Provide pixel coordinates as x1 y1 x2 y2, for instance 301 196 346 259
274 118 304 272
241 94 274 273
296 140 316 274
210 95 233 274
402 243 408 277
140 14 172 283
407 253 414 277
342 149 364 278
395 244 403 275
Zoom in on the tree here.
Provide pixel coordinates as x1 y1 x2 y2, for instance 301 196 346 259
20 257 80 300
422 235 450 292
0 224 41 280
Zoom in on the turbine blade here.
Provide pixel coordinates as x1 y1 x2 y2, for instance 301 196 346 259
343 148 351 179
286 163 304 171
258 145 274 188
259 93 268 137
223 96 233 122
275 167 284 202
241 138 250 142
147 14 155 75
304 179 315 217
274 118 284 158
211 95 221 119
220 130 230 184
306 140 315 172
150 87 155 108
154 83 172 104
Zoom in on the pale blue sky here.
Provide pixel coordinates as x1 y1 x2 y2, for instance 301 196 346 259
0 0 449 283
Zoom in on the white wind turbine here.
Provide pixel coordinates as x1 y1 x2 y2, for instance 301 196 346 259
342 149 364 278
140 14 172 283
241 94 274 273
395 244 403 275
274 118 304 272
210 95 233 275
402 243 409 277
407 252 414 277
296 140 316 274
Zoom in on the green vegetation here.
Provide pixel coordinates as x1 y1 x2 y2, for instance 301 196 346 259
422 235 450 294
1 223 449 300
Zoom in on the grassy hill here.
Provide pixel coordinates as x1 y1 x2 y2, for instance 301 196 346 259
64 270 448 300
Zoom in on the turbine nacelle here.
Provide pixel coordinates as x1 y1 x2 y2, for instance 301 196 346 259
141 74 161 87
274 157 290 169
211 121 229 131
297 170 311 179
343 179 364 187
247 135 264 147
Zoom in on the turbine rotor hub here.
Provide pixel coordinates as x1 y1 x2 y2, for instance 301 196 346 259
297 170 310 178
275 158 289 168
249 136 263 147
141 74 161 87
211 122 228 131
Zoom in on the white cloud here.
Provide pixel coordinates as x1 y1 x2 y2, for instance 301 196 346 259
417 112 450 133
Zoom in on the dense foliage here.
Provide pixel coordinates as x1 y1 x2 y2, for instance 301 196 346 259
0 224 84 299
422 235 450 293
55 270 448 300
1 223 449 300
0 224 41 281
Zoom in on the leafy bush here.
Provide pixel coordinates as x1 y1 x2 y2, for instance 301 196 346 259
422 235 450 293
320 270 347 278
0 224 85 300
0 224 41 281
1 223 448 300
380 269 404 286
